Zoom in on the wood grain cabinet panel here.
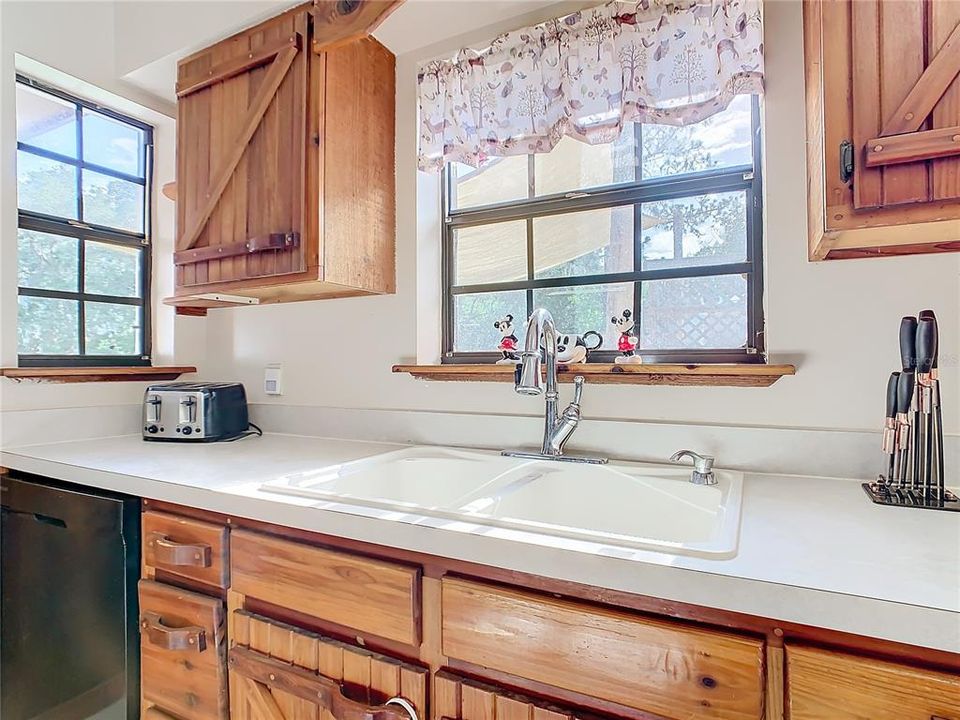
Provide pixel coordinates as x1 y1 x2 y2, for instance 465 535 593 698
228 610 427 720
230 530 421 646
139 580 228 720
435 671 619 720
786 644 960 720
803 0 960 259
169 3 396 309
440 578 765 720
143 510 229 589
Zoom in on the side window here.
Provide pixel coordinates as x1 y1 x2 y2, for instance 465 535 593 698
15 76 153 366
442 96 763 364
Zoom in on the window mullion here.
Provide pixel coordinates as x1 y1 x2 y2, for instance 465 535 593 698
634 123 643 353
75 104 83 222
77 233 86 356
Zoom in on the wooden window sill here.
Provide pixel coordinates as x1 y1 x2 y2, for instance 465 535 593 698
393 363 795 387
0 366 197 383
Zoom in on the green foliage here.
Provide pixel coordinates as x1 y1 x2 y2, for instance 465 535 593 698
17 160 144 357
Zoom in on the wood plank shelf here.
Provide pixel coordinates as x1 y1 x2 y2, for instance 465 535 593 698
392 363 795 388
0 366 197 383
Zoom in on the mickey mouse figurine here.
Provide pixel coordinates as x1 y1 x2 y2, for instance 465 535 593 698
494 314 520 364
611 309 642 364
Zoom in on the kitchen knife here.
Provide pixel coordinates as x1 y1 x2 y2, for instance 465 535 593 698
917 316 938 498
883 371 900 481
900 316 921 490
920 310 945 499
895 370 914 487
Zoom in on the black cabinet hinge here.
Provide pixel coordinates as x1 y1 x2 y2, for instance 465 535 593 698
840 140 854 183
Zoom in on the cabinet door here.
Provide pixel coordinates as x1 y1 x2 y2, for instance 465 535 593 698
229 610 427 720
139 580 228 720
851 0 960 209
175 9 310 289
435 672 614 720
787 644 960 720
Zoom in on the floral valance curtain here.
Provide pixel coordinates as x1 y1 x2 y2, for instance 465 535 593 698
417 0 764 172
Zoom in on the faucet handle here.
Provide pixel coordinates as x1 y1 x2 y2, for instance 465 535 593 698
571 375 584 405
669 450 717 485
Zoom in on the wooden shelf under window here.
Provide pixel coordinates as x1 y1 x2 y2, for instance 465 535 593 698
393 363 795 387
0 366 197 383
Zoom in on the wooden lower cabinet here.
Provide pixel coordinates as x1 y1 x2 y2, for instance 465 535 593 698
228 611 428 720
786 644 960 720
435 671 620 720
441 578 765 720
140 504 960 720
139 580 229 720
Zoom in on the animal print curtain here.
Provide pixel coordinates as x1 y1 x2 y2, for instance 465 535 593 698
417 0 764 172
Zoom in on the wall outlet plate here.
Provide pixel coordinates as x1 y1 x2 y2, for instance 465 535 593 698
264 364 282 396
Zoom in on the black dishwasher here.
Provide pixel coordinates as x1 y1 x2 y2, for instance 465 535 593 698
1 473 140 720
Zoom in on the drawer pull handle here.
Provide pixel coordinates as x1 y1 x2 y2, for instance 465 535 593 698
140 612 208 652
230 646 419 720
149 533 212 568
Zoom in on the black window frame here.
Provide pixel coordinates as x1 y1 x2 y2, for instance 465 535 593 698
441 96 764 365
15 74 154 368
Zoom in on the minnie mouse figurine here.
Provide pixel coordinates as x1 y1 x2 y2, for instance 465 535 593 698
611 309 642 364
494 314 520 364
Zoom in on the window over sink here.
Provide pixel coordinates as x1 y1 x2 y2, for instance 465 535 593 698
441 96 764 364
15 75 153 367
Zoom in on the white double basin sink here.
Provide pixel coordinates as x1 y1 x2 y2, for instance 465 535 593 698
260 446 743 558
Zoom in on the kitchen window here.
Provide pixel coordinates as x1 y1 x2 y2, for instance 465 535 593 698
15 76 153 367
441 95 763 364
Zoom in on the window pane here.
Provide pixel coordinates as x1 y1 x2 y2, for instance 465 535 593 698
640 192 747 269
640 275 748 350
534 126 636 197
85 241 141 297
534 206 633 280
82 169 144 233
533 283 633 351
82 109 145 177
85 302 141 355
17 229 78 291
642 95 753 179
454 221 526 285
17 296 79 355
16 84 77 157
17 151 78 218
451 156 529 209
453 290 526 352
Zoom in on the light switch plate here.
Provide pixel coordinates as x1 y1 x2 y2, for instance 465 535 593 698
264 364 282 395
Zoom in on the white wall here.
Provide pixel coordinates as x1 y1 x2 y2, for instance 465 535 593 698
201 0 959 436
0 1 204 414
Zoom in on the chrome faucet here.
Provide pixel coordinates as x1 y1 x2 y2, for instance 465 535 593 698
503 308 607 464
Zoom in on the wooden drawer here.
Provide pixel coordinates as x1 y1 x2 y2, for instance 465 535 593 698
230 529 421 645
139 580 227 720
143 511 229 589
441 578 764 720
435 671 623 720
229 610 427 720
787 644 960 720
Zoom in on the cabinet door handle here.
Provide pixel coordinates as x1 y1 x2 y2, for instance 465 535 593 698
230 646 419 720
148 532 212 568
140 612 207 652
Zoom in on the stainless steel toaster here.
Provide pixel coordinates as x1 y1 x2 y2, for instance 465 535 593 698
142 382 249 442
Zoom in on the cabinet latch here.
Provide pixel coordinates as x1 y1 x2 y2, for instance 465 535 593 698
839 140 854 184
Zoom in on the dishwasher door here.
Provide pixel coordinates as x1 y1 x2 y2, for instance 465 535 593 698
1 474 141 720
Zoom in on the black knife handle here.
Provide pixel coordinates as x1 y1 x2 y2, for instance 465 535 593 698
917 318 936 375
886 372 900 418
899 316 918 371
919 309 938 368
896 371 914 415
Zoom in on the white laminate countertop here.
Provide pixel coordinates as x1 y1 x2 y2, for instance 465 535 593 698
2 433 958 653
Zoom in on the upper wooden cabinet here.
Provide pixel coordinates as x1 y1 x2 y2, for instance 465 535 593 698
803 0 960 260
168 2 398 309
